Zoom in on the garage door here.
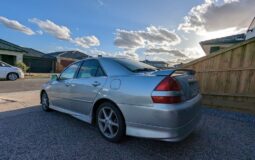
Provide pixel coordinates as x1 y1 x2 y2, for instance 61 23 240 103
0 55 16 65
23 57 55 73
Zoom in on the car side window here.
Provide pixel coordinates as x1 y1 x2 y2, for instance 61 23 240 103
59 62 81 80
77 60 105 78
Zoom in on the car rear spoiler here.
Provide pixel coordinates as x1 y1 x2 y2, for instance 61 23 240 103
152 69 196 76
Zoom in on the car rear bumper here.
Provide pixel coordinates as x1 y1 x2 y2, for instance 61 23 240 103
126 112 201 141
119 94 202 141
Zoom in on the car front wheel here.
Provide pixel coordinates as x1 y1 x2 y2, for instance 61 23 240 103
41 92 51 112
7 73 18 81
96 102 125 142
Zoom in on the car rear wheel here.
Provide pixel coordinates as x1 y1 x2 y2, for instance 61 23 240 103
7 73 18 81
41 92 51 112
96 102 125 142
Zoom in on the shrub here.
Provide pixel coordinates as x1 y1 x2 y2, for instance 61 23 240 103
15 62 29 72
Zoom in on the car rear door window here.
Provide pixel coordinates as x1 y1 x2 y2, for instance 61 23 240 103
77 60 105 78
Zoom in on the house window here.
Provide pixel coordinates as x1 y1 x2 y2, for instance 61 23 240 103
209 46 220 53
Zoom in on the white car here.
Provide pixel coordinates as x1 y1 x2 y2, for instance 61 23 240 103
0 61 24 80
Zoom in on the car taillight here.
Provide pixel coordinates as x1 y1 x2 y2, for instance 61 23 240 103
152 76 181 104
154 76 180 91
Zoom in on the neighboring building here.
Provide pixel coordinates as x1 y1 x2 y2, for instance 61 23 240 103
49 51 90 72
0 39 56 73
246 17 255 40
200 16 255 55
141 60 169 69
21 48 56 73
200 33 246 55
173 63 184 68
0 39 26 65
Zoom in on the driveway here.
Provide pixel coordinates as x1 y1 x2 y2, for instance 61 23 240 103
0 78 49 93
0 91 254 160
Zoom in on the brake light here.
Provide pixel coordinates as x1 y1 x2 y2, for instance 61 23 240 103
155 76 180 91
152 76 181 104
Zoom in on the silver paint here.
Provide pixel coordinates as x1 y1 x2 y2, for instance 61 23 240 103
42 57 202 142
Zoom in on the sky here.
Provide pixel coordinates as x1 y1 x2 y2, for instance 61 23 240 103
0 0 254 65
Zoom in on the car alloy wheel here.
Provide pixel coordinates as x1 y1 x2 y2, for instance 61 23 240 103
41 92 50 111
96 102 125 142
8 73 18 81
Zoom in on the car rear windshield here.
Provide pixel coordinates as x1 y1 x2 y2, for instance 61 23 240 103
114 58 156 72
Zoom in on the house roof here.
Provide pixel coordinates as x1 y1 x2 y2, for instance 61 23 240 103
21 48 55 59
48 51 90 60
0 39 26 52
200 33 246 45
0 39 55 59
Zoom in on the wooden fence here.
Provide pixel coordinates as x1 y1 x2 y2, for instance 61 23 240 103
183 37 255 114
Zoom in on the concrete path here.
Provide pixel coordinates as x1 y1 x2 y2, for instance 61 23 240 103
0 90 40 113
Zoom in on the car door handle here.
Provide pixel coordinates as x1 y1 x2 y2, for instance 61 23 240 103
92 81 101 87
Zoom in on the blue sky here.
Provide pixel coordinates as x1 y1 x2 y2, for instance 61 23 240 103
0 0 253 64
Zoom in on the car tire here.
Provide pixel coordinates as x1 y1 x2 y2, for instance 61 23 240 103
96 102 126 142
7 72 18 81
41 92 51 112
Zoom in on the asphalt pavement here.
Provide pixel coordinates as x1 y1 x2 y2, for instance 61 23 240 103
0 78 49 93
0 105 254 160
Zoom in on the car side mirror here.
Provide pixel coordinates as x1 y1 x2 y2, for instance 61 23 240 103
51 74 59 81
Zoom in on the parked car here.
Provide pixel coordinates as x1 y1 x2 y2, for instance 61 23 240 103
0 61 24 81
41 57 201 142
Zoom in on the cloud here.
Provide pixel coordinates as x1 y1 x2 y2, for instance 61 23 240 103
72 36 100 48
145 46 204 65
36 30 43 35
30 18 100 48
114 26 181 49
145 48 187 58
0 16 35 35
115 50 139 60
178 0 254 35
29 18 71 40
114 26 181 61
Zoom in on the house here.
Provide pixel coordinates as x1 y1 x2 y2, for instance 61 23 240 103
0 39 56 73
48 51 91 72
21 48 56 73
0 39 26 65
141 60 169 69
200 33 246 55
200 17 255 55
246 17 255 40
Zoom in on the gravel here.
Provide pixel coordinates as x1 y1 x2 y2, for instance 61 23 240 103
0 107 254 160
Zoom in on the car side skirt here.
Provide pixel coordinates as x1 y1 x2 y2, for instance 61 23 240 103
49 105 92 123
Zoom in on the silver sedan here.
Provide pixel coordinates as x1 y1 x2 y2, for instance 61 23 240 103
41 57 201 142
